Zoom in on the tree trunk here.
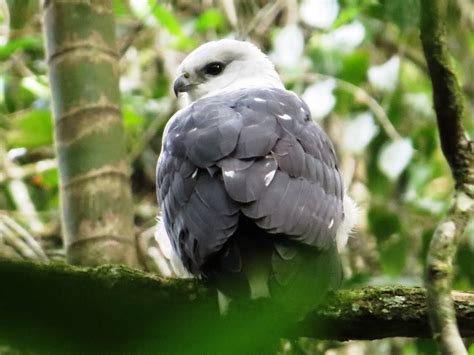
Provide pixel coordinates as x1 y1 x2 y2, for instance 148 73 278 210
42 0 138 267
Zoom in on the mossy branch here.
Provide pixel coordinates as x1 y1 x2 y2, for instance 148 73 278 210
420 0 473 187
0 259 473 354
420 0 474 354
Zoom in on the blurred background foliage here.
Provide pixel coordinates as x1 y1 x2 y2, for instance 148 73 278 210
0 0 473 353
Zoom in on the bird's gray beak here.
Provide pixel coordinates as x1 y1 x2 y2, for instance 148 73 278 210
173 74 192 97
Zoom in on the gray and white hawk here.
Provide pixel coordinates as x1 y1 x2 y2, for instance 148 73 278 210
156 39 356 311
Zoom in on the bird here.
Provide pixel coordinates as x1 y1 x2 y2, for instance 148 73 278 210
156 39 357 314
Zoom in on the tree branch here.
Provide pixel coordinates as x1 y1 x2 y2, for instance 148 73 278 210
420 0 474 186
420 0 474 354
0 259 473 354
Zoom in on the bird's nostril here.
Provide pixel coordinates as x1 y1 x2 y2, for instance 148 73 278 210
183 72 190 79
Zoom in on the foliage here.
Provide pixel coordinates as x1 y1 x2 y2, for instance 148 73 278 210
0 0 472 353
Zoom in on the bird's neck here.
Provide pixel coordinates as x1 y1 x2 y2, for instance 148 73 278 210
208 77 284 96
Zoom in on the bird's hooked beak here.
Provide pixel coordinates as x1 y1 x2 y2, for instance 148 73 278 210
173 73 193 97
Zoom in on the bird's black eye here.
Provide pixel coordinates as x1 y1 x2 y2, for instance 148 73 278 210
203 62 225 76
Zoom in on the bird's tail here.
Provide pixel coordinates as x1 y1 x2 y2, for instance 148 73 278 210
270 240 342 317
205 230 274 314
207 234 341 318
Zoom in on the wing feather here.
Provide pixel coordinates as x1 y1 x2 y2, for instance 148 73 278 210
222 157 277 203
157 88 344 273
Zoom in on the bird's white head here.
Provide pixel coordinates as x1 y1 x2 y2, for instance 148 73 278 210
173 39 284 102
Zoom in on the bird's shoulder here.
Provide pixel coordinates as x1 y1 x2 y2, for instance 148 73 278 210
162 87 337 167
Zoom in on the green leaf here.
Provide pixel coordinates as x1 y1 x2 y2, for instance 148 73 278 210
113 0 130 17
455 236 474 289
39 168 59 189
400 62 428 91
172 36 196 51
123 106 145 132
7 0 38 29
147 2 195 50
339 51 369 85
382 0 420 30
0 36 43 61
379 234 407 276
368 205 401 241
308 46 343 76
333 6 359 28
196 9 226 33
150 3 182 36
7 110 53 149
4 75 36 112
415 339 438 355
366 134 394 196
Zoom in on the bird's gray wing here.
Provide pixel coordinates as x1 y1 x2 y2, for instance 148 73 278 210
157 88 344 273
156 98 245 273
215 88 344 250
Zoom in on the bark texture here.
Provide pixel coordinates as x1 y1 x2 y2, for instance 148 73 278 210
42 0 138 267
420 0 474 354
0 259 473 354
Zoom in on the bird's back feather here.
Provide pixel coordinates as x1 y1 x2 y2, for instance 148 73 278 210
157 88 344 308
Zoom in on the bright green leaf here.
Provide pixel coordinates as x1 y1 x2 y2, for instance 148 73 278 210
113 0 130 17
339 51 369 84
7 110 53 149
172 36 197 51
39 168 59 189
4 75 36 112
0 36 43 61
123 106 145 131
150 3 182 36
196 9 225 33
333 6 359 27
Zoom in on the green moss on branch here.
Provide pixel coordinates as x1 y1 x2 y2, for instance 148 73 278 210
0 259 473 354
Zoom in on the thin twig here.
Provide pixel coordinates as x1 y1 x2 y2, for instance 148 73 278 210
128 99 174 162
238 0 286 39
332 77 402 141
219 0 238 30
11 53 35 77
117 1 161 57
0 217 44 260
4 172 45 234
0 214 48 261
284 72 402 141
0 224 35 259
118 21 145 57
374 36 427 74
0 141 45 237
